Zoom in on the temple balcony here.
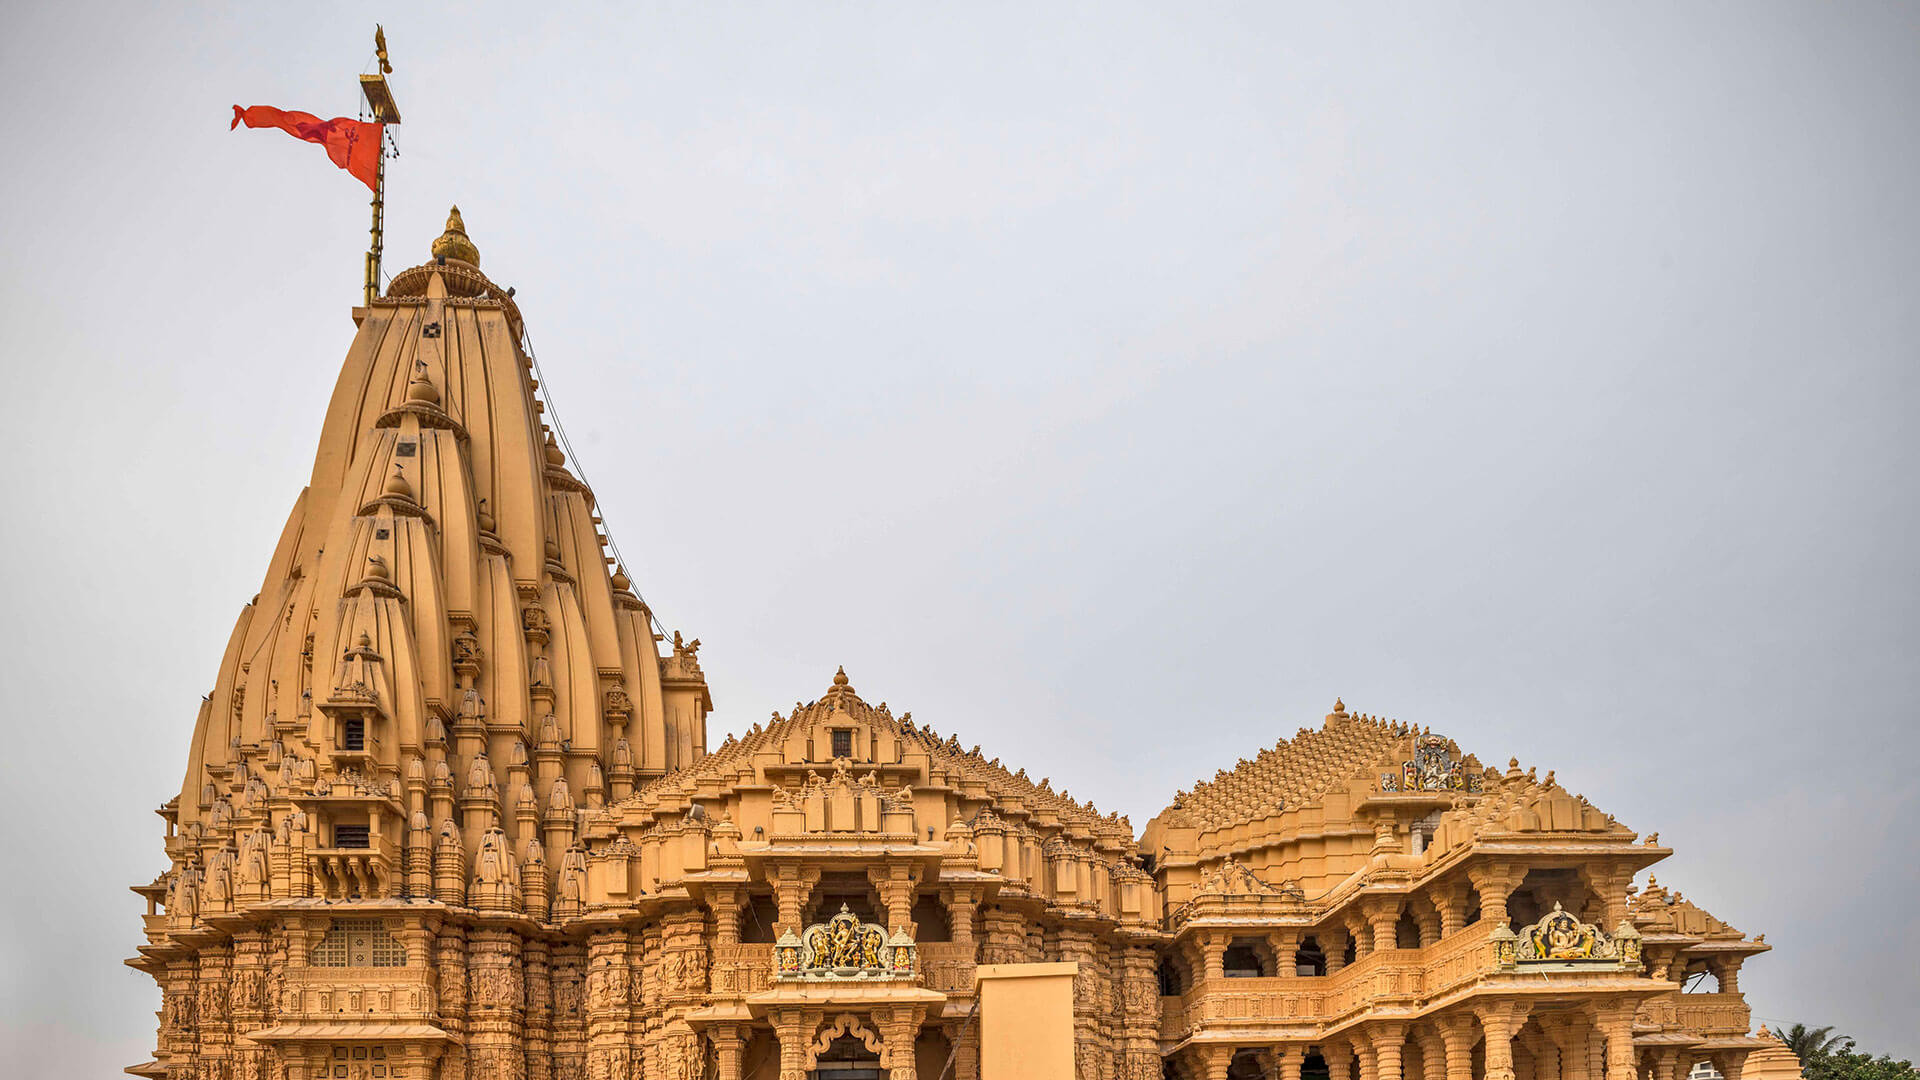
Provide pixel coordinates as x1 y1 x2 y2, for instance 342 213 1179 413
1635 991 1752 1038
917 941 976 996
305 840 399 899
1162 915 1659 1047
711 943 774 996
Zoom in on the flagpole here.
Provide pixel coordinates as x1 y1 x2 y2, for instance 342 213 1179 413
359 26 401 305
366 154 385 306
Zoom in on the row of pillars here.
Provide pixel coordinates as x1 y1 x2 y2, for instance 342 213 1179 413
1193 864 1639 982
702 1008 962 1080
711 864 984 944
1188 1002 1645 1080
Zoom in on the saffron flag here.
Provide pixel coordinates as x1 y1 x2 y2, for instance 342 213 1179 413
231 105 383 191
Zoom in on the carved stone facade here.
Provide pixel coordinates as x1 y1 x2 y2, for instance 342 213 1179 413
131 218 1781 1080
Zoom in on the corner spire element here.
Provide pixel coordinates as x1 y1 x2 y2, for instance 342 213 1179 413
431 205 481 267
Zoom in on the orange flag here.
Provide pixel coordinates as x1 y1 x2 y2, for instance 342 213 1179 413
231 105 383 191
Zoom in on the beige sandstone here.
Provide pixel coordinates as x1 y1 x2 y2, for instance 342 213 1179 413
129 212 1783 1080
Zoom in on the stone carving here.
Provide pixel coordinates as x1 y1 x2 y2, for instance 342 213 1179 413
774 904 913 980
1512 902 1643 968
1194 859 1277 897
1380 734 1484 793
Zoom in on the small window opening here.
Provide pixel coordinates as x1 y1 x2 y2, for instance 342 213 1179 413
342 718 366 751
1396 912 1423 949
1223 939 1270 977
1156 955 1187 996
831 729 853 759
911 895 951 942
1295 935 1327 977
334 824 370 849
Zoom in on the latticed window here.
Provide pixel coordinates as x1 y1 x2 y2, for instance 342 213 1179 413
831 728 853 759
328 1045 392 1077
311 918 406 967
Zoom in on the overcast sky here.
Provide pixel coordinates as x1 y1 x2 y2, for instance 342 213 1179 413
2 2 1916 1074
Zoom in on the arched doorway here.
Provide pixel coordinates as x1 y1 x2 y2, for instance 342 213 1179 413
813 1032 884 1079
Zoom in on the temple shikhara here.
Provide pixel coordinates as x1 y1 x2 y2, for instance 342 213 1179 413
129 213 1786 1080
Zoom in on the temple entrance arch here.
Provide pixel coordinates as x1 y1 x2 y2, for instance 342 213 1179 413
808 1014 885 1079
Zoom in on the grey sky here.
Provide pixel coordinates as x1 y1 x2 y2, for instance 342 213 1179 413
3 2 1916 1074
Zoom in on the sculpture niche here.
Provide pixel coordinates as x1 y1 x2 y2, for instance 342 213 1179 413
1495 901 1643 971
774 904 917 981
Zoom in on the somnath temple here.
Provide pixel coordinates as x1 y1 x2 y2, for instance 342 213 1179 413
129 213 1782 1080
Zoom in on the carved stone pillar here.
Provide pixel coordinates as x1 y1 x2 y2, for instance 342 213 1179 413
1372 1022 1409 1080
1414 906 1443 947
1199 931 1228 982
661 908 709 1009
1275 1045 1305 1080
1057 924 1105 1079
585 928 633 1080
1533 1032 1561 1080
1270 930 1301 977
1600 1010 1638 1080
195 942 234 1070
1475 1002 1531 1080
1649 1049 1680 1080
1324 1040 1356 1080
524 940 553 1080
1438 881 1469 937
1347 914 1373 958
870 864 925 935
1355 1034 1380 1080
1120 943 1161 1080
770 1008 812 1080
1438 1015 1477 1080
941 886 980 950
980 905 1027 966
1364 898 1406 954
1325 926 1350 973
712 1022 745 1080
707 885 745 948
1712 957 1743 994
1416 1028 1448 1080
883 1004 926 1080
946 1019 981 1080
551 943 588 1080
435 925 470 1080
466 928 525 1080
1198 1045 1234 1080
229 930 271 1080
771 866 820 935
1468 864 1523 929
1552 1017 1590 1080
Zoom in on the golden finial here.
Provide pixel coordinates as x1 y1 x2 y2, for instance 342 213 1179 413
431 205 480 267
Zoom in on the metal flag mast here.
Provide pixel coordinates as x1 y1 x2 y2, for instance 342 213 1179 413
359 26 402 305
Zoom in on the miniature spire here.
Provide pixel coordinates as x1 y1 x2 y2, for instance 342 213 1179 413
430 205 481 267
384 464 413 500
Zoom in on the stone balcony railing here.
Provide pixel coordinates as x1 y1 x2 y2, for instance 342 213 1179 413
1162 919 1514 1042
1635 992 1751 1037
918 942 977 996
281 966 435 1020
711 943 774 997
305 843 399 899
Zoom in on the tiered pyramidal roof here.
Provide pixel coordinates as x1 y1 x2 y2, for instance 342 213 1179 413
172 209 711 847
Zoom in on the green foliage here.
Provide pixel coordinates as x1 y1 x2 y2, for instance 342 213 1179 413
1779 1025 1856 1060
1775 1023 1918 1080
